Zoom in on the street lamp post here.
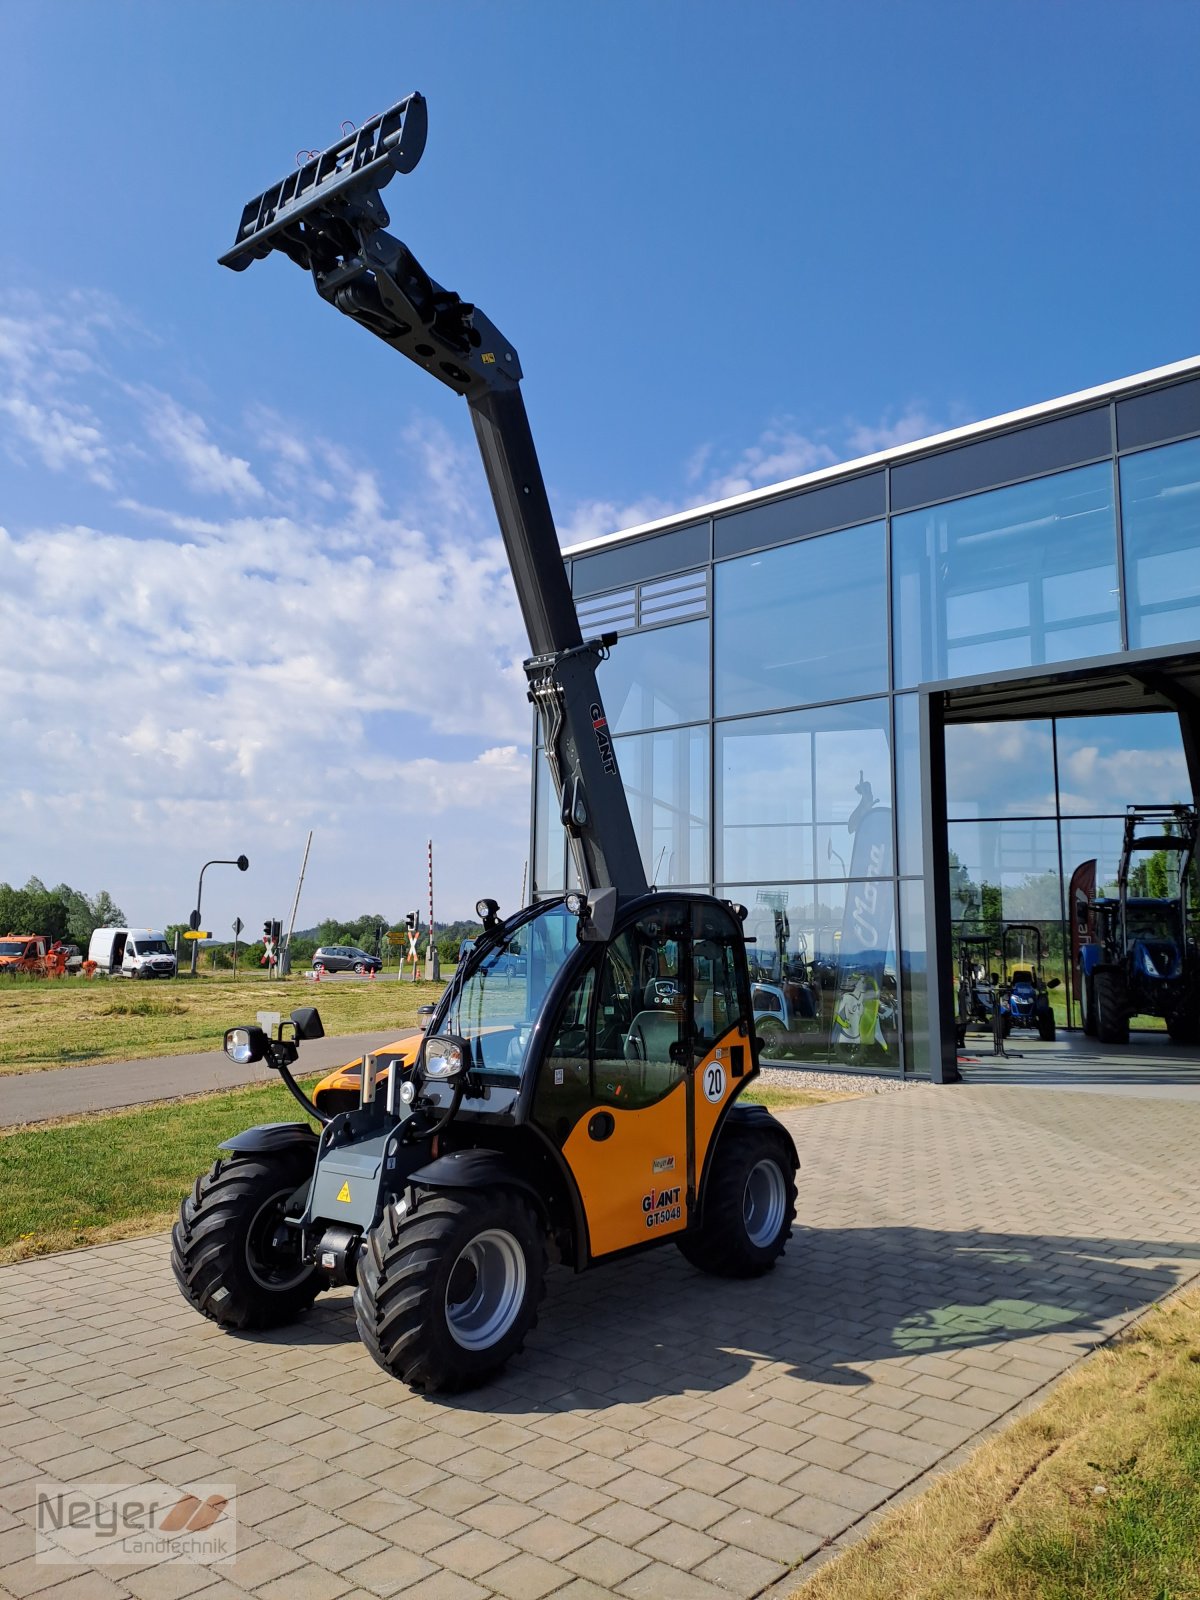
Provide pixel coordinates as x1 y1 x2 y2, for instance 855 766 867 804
189 855 250 975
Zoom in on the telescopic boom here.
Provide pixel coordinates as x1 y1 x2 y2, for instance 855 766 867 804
222 94 647 918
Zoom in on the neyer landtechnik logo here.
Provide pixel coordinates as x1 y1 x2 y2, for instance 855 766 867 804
36 1482 237 1564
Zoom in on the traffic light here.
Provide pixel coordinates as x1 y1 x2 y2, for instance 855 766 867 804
262 919 272 943
405 911 419 933
271 919 282 945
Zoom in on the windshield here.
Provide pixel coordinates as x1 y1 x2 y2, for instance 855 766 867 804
0 941 27 957
437 902 577 1077
132 939 171 956
1126 904 1181 943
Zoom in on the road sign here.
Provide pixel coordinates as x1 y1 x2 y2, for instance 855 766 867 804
188 909 201 931
232 917 244 936
183 930 210 940
387 930 405 947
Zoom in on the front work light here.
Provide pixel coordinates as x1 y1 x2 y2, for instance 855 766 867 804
423 1035 469 1079
225 1025 267 1064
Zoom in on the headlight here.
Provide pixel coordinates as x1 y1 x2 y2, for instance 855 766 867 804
565 891 585 915
476 898 499 922
423 1034 468 1079
224 1025 267 1064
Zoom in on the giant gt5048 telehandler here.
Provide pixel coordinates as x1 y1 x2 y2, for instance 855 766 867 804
171 94 799 1392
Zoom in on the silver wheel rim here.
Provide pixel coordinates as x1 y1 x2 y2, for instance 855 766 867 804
245 1187 311 1292
743 1159 787 1249
445 1228 527 1351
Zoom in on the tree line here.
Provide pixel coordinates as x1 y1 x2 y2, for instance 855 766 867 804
0 877 127 947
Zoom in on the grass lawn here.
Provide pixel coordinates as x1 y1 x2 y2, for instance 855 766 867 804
0 1075 850 1265
794 1287 1200 1600
0 970 443 1074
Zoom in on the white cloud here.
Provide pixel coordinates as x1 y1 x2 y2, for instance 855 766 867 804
141 392 264 501
845 407 942 456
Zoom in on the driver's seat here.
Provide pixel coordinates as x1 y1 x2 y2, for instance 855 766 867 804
624 1011 680 1065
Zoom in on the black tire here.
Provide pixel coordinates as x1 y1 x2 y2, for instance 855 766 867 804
356 1189 545 1392
1081 973 1097 1037
677 1126 797 1279
1038 1009 1057 1042
171 1149 319 1329
354 962 367 975
1094 968 1130 1045
754 1018 788 1060
312 962 325 975
1167 1006 1200 1046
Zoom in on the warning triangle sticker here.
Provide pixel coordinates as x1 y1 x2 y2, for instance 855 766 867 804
336 1182 352 1203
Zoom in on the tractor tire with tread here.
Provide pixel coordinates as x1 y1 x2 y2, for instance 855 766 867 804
171 1149 319 1329
1038 1011 1057 1042
677 1125 797 1278
1094 968 1130 1045
356 1188 545 1392
1081 973 1097 1037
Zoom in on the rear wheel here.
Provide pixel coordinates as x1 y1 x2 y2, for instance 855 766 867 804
171 1148 319 1329
354 962 367 975
313 962 325 975
677 1126 796 1278
356 1189 545 1392
1081 974 1097 1037
1094 968 1130 1045
1038 1009 1057 1042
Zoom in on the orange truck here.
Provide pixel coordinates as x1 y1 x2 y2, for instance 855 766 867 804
0 935 66 977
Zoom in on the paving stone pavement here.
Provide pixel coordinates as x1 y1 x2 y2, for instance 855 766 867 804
3 1080 1200 1600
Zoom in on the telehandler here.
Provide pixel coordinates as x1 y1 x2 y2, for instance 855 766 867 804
171 94 799 1392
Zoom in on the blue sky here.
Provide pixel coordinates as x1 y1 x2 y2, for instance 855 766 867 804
1 1 1198 930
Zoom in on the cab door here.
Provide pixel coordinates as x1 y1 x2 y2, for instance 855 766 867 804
538 902 692 1259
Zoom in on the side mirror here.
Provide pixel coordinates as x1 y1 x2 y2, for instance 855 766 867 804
417 1004 436 1032
290 1006 324 1040
422 1034 469 1080
225 1025 266 1064
1046 977 1061 990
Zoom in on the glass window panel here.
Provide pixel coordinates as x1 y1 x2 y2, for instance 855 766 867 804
1120 437 1200 651
893 694 924 877
1055 712 1189 814
947 819 1061 924
898 879 927 1076
890 407 1110 512
717 701 892 884
1117 377 1200 453
720 880 899 1071
1059 817 1130 899
571 524 709 597
945 719 1056 819
532 749 566 894
714 521 887 714
614 726 709 887
892 464 1118 688
714 472 885 559
596 619 709 734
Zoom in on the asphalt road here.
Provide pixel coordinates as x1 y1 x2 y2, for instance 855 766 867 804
0 1029 418 1127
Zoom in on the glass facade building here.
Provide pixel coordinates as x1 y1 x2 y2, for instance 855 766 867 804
534 360 1200 1076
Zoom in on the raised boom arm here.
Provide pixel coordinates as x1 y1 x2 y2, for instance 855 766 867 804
222 94 647 914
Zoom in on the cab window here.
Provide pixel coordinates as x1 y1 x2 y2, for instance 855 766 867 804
592 907 688 1110
691 902 748 1053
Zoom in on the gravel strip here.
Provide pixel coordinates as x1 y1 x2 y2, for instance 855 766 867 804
756 1063 916 1095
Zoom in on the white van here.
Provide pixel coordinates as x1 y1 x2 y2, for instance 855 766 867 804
88 927 177 979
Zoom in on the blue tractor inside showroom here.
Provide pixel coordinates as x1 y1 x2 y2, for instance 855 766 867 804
1075 804 1200 1046
1000 923 1059 1042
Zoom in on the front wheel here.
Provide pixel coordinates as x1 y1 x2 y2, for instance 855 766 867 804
355 1189 545 1392
171 1148 319 1329
1081 973 1097 1037
354 962 367 975
677 1126 797 1278
1094 968 1130 1045
1038 1010 1057 1042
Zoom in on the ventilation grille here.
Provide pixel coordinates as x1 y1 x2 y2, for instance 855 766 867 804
576 569 708 635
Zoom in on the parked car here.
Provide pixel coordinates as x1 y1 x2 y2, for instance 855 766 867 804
87 927 177 979
312 945 383 975
0 935 52 975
